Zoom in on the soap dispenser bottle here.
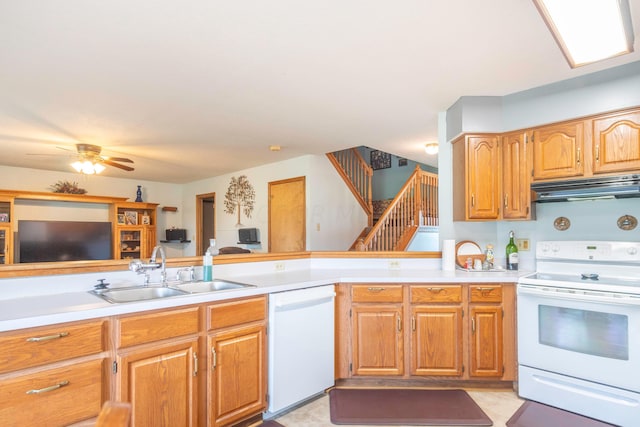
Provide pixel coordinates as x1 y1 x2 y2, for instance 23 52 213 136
202 239 218 281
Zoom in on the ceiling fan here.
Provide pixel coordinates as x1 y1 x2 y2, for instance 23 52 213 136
71 143 135 173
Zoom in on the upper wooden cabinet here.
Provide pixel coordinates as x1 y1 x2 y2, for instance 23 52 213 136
111 202 159 260
591 108 640 174
531 120 585 180
453 134 533 221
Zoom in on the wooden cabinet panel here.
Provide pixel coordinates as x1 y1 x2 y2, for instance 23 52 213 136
0 224 12 265
467 135 501 219
0 359 104 426
411 285 462 303
117 339 198 427
352 304 403 376
532 120 584 180
209 324 266 427
592 109 640 174
469 285 502 303
469 306 503 377
117 306 199 348
502 132 532 219
0 319 106 374
411 306 463 376
207 296 266 330
352 284 403 303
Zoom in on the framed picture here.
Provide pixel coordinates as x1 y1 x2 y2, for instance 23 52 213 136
398 158 408 167
117 214 126 225
124 211 138 225
141 215 150 225
0 213 8 222
370 150 391 170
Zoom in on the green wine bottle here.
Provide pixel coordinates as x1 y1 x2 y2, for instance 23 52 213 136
506 231 518 270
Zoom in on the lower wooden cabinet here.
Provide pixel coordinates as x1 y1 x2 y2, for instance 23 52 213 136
338 283 515 383
207 296 267 427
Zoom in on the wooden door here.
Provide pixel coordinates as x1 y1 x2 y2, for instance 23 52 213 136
209 324 266 427
351 304 404 376
467 135 501 220
502 132 531 219
592 109 640 174
268 176 305 252
117 339 198 427
469 306 503 377
532 121 584 180
411 305 463 376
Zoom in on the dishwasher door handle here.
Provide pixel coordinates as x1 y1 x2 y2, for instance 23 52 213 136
274 292 336 310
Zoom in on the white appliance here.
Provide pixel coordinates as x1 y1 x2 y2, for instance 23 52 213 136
518 241 640 427
267 285 335 416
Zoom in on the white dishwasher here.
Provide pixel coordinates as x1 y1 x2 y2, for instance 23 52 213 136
266 284 335 416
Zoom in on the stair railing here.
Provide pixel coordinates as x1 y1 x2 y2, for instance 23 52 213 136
326 149 373 225
358 166 438 251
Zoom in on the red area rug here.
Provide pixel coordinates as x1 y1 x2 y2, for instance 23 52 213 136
329 388 493 425
506 401 616 427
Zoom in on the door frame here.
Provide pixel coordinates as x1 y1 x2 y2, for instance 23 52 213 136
196 192 216 256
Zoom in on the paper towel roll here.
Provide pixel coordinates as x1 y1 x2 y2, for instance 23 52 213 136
441 239 456 271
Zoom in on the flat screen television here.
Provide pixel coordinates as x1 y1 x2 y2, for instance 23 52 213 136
18 220 112 263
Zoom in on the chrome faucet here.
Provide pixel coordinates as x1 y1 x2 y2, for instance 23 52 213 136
150 245 167 285
128 245 167 286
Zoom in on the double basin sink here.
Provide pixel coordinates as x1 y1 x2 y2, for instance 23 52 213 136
91 280 254 304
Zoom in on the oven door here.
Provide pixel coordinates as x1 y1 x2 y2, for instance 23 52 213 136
517 283 640 393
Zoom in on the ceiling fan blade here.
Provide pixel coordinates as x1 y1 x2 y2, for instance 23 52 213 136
106 156 134 163
103 159 135 172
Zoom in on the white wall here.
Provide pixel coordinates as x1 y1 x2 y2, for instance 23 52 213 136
180 154 367 255
442 61 640 271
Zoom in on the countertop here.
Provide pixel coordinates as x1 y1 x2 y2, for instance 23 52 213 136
0 267 528 332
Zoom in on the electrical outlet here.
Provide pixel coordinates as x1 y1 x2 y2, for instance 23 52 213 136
516 238 530 251
388 260 400 270
275 262 285 271
316 223 320 231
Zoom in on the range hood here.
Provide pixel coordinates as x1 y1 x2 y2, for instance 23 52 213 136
531 174 640 203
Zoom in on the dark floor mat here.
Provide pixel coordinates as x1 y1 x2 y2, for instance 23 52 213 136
259 420 285 427
506 400 616 427
329 388 493 425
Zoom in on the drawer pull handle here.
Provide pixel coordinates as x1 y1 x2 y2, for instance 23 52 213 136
26 332 69 342
26 380 69 395
428 287 443 293
475 287 495 293
367 287 386 292
397 314 402 332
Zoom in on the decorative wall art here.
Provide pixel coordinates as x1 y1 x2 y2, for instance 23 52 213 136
124 211 138 225
398 158 408 167
370 150 391 170
224 175 256 226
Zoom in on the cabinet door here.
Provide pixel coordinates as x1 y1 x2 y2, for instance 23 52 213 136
532 121 584 180
411 305 463 376
0 224 12 264
592 110 640 174
143 226 157 259
352 304 404 376
209 324 266 427
116 227 143 260
502 132 532 219
117 339 199 427
469 306 503 377
467 136 501 219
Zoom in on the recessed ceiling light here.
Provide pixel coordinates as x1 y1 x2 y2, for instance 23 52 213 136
533 0 634 67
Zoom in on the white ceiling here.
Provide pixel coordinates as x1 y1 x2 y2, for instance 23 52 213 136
1 0 639 183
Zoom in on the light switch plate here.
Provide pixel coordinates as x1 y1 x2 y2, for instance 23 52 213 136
516 239 530 251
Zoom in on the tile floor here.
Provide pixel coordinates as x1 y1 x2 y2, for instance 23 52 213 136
270 389 524 427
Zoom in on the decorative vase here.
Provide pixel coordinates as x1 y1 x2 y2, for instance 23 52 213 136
135 185 143 202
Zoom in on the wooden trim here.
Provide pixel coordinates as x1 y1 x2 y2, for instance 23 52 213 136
0 189 129 204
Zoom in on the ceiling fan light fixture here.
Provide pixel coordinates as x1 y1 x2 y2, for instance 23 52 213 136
424 142 439 155
71 160 105 175
533 0 634 67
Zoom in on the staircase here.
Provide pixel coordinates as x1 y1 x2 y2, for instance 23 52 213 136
328 149 438 251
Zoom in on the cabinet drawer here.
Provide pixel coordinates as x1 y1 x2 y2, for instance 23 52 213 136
208 296 266 330
411 285 462 303
352 285 403 303
0 320 106 374
469 285 502 303
117 306 199 348
0 358 104 426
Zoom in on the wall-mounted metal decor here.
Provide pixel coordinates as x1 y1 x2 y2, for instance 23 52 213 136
224 175 256 226
553 216 571 231
370 150 391 170
617 214 638 231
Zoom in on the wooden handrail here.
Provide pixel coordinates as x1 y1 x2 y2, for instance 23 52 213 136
326 149 373 225
358 166 438 251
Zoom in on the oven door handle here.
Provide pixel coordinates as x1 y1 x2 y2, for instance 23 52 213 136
518 284 640 306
